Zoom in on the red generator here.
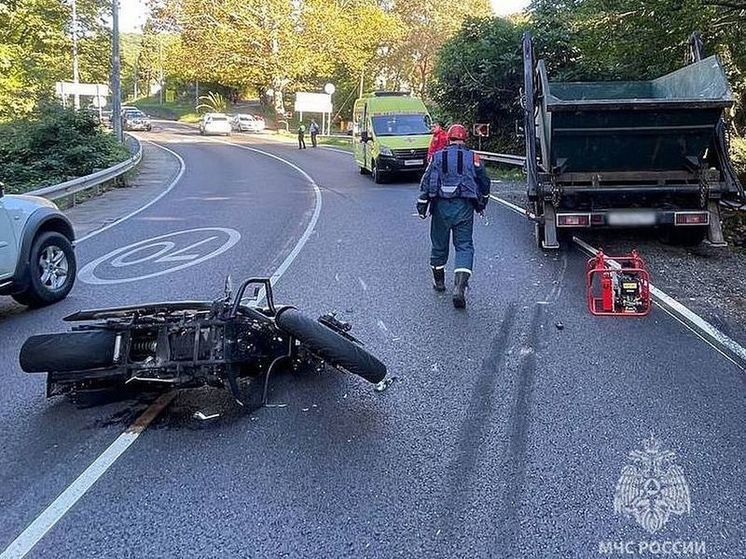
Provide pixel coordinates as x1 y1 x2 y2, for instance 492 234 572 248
586 250 651 316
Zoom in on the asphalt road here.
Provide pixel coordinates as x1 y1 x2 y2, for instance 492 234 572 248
0 123 744 558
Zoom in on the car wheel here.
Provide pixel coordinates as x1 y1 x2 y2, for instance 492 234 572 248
12 232 76 307
372 160 385 184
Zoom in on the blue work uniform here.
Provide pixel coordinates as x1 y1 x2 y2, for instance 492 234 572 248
418 144 491 274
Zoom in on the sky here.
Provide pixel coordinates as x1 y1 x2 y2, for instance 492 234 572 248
120 0 531 33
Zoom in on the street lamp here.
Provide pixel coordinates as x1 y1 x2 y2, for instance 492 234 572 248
324 83 335 135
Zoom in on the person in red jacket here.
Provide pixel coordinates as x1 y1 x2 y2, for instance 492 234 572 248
427 122 449 162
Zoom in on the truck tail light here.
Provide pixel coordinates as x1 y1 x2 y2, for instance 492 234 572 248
557 213 591 227
674 211 709 226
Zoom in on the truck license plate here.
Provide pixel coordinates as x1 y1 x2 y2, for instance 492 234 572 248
607 211 656 226
404 159 423 166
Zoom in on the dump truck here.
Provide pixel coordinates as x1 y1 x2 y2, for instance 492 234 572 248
522 32 744 249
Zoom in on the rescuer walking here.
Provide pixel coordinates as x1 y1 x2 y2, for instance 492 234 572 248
417 124 491 308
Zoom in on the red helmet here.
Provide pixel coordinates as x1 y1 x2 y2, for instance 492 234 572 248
447 123 468 141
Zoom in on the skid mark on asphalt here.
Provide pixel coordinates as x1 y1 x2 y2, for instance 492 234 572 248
435 303 517 550
492 302 543 555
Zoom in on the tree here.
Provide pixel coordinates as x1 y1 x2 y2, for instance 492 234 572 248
431 16 525 151
379 0 492 95
152 0 402 117
0 0 110 119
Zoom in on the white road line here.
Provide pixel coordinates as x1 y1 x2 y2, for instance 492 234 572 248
77 140 186 243
489 194 745 370
2 136 325 559
205 138 324 303
489 194 536 219
573 236 746 370
0 392 176 559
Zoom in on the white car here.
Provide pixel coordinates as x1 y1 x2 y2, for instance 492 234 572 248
231 114 264 132
199 113 232 136
0 183 76 306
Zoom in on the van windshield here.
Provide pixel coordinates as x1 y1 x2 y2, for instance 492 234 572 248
371 114 431 136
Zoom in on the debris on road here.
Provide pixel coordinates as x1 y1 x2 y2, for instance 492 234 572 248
374 376 397 392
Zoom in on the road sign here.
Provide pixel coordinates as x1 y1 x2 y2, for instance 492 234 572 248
473 123 490 137
91 96 107 108
55 82 110 97
294 92 332 113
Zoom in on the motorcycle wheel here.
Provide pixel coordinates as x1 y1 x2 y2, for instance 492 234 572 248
275 308 387 384
20 330 118 373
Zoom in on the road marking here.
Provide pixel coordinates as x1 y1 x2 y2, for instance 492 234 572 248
572 236 746 371
1 135 325 559
489 193 745 370
204 138 323 304
77 140 186 244
78 227 241 285
0 392 176 559
489 194 536 219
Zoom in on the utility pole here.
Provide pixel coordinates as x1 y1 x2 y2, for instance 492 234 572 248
158 37 164 104
71 0 80 109
111 0 123 142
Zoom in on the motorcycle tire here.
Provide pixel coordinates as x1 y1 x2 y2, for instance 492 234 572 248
20 330 118 373
275 308 387 384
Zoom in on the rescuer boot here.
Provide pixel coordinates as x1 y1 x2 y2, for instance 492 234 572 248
432 267 446 292
452 271 470 309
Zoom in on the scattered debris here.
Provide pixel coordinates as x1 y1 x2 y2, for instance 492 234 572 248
374 376 397 392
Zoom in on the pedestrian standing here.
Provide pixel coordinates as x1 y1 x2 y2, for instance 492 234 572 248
416 124 491 308
298 122 307 149
309 119 319 147
427 122 449 162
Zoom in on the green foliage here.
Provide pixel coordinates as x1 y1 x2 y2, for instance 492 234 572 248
0 105 129 194
0 0 111 120
729 137 746 184
196 91 228 113
431 17 524 152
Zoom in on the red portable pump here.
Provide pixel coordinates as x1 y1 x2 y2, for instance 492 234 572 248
586 250 651 316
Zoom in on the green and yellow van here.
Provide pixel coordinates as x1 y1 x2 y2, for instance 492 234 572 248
352 92 432 183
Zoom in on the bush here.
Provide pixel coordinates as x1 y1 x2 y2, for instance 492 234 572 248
729 136 746 185
0 104 130 194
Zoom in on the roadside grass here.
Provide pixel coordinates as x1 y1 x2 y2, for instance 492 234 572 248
132 96 200 122
485 164 524 182
274 129 354 151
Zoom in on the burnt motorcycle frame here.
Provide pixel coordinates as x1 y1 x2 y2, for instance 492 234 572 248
33 278 373 405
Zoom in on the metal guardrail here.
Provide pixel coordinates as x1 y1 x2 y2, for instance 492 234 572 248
28 134 142 204
474 151 526 167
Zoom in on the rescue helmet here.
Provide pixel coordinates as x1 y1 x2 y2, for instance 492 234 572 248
447 123 468 141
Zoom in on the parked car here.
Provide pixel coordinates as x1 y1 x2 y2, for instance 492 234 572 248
252 114 266 131
0 182 76 307
122 109 152 131
199 113 232 136
231 113 264 132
